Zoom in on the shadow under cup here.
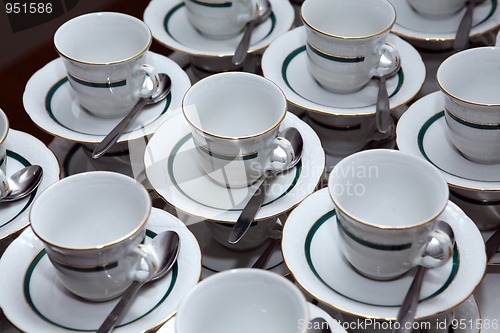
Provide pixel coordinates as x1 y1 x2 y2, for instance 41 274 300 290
328 149 451 280
182 72 288 188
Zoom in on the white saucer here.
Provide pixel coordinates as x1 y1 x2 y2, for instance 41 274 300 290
23 52 191 144
261 26 425 116
144 111 325 223
388 0 500 49
0 129 59 242
282 188 486 320
156 302 348 333
187 222 288 279
143 0 295 57
396 91 500 192
0 208 201 333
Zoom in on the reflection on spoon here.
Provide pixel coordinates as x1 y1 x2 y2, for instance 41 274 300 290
0 165 43 203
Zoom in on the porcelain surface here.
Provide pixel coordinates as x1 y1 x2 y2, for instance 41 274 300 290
261 26 425 117
144 110 325 223
0 208 201 333
143 0 294 57
23 52 190 144
0 129 60 242
282 188 486 320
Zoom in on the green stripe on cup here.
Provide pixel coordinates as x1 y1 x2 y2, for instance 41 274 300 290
445 109 500 130
51 260 119 273
195 141 258 161
306 42 365 63
68 73 127 88
337 218 412 251
188 0 232 7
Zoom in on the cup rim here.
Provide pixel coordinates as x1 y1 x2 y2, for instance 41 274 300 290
175 268 309 332
29 171 152 251
437 46 500 107
53 12 152 66
181 72 288 140
300 0 396 40
327 149 449 230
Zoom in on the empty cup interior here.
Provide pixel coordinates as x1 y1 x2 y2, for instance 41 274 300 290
30 171 151 249
182 72 287 138
54 12 151 63
329 150 449 228
301 0 396 38
437 47 500 105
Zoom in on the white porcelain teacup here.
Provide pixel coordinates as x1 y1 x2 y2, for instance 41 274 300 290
301 0 399 94
182 72 295 188
29 171 157 302
54 12 160 118
407 0 467 17
437 46 500 164
175 268 310 333
184 0 256 39
328 149 454 280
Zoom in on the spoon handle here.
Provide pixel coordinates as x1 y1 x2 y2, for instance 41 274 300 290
228 172 275 244
454 0 475 51
96 280 145 333
376 76 391 134
232 20 257 66
92 98 148 159
394 266 427 333
485 227 500 260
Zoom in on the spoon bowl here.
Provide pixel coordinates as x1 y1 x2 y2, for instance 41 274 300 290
0 165 43 203
228 127 303 244
96 230 180 333
92 73 172 159
374 51 401 134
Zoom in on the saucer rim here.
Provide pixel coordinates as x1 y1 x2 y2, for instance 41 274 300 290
388 0 500 44
261 26 426 117
396 91 500 192
144 0 295 57
22 51 190 144
145 110 325 223
0 207 202 333
0 129 60 242
282 188 487 321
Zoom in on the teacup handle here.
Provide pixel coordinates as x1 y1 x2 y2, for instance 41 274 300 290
136 64 160 98
127 243 159 282
266 136 296 173
371 43 399 77
414 227 454 269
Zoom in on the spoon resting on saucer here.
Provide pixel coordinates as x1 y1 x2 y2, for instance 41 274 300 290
96 230 180 333
228 127 303 244
92 73 172 159
0 165 43 203
454 0 485 51
394 221 455 333
374 50 401 134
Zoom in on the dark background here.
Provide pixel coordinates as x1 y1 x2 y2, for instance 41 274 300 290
0 0 172 145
